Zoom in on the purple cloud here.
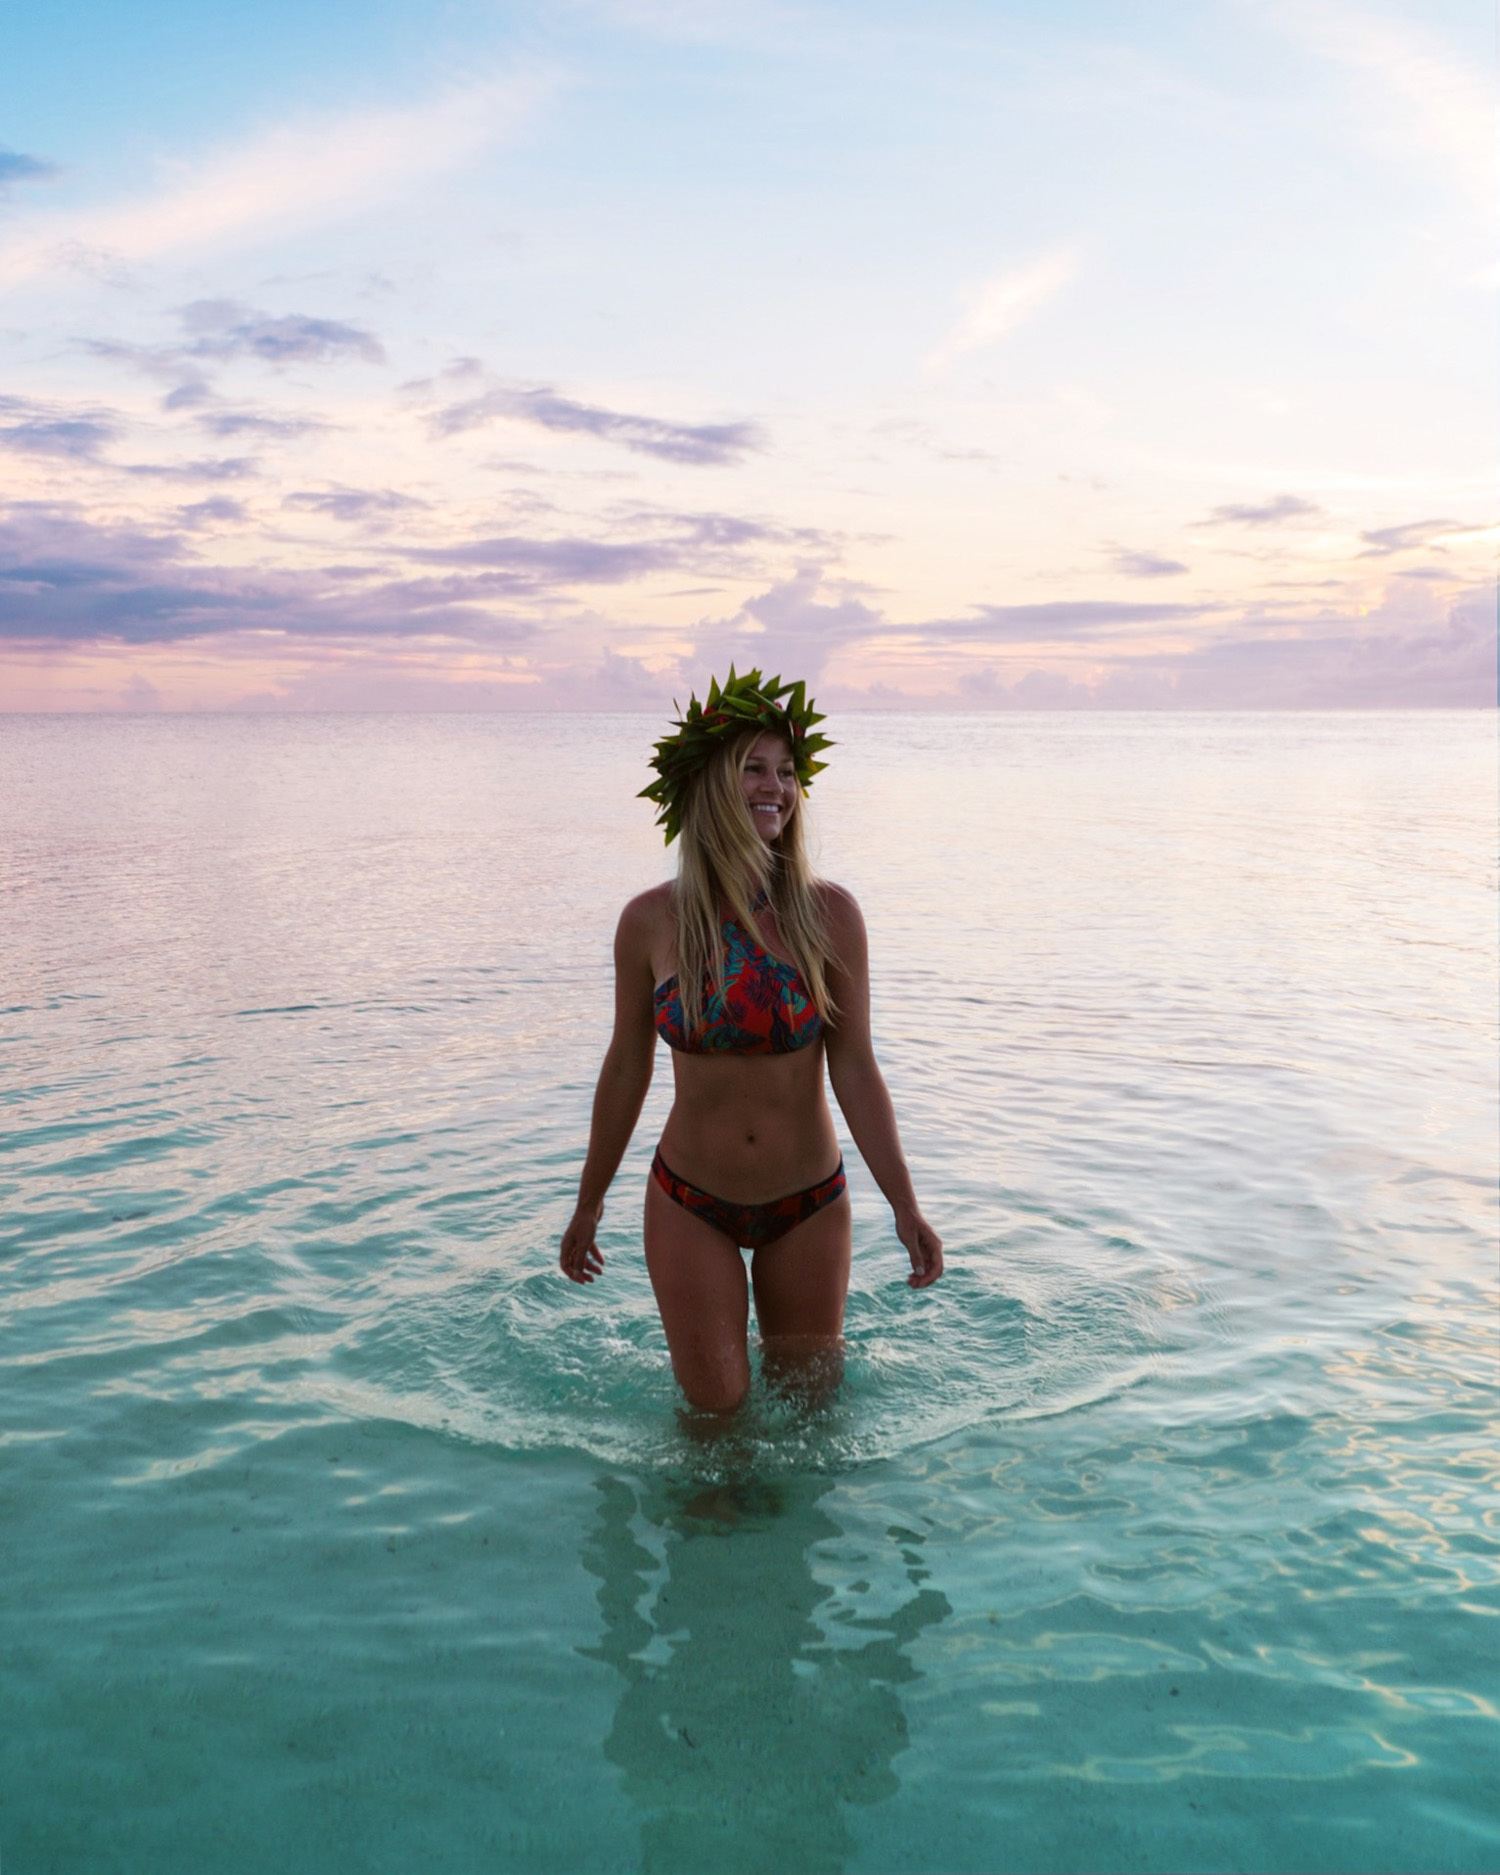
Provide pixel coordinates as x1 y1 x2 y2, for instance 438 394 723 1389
78 339 213 412
176 497 248 528
1357 519 1470 557
431 383 764 465
1112 549 1189 578
0 505 621 644
1196 494 1324 527
176 299 385 366
119 457 259 482
0 395 117 459
406 534 689 583
196 410 330 439
610 508 832 554
283 486 427 522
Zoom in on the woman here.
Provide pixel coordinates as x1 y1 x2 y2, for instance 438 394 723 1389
559 666 943 1414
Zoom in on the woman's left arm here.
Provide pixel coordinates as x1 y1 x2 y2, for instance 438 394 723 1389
822 886 944 1289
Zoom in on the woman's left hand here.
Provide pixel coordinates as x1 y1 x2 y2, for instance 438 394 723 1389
895 1208 944 1288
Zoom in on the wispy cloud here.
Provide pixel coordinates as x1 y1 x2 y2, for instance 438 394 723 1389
174 299 385 365
1357 517 1478 557
405 534 697 583
119 457 259 482
81 301 378 423
80 337 214 410
283 486 427 523
1111 549 1190 578
0 395 118 459
194 410 330 440
950 599 1217 643
922 246 1082 376
0 148 60 193
0 504 542 644
1250 0 1489 216
0 500 787 644
1196 494 1325 527
429 382 765 465
176 497 248 529
0 67 555 287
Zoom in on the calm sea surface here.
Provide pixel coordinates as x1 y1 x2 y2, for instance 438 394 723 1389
2 709 1496 1874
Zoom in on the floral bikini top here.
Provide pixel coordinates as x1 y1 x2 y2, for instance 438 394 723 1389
653 887 825 1055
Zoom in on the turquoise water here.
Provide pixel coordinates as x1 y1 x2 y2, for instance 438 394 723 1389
2 709 1496 1873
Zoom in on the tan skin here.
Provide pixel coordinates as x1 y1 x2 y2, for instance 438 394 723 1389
559 729 943 1414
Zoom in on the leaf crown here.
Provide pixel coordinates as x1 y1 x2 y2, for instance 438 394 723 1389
637 663 834 846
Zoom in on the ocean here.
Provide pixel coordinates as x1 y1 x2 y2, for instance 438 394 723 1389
2 708 1496 1873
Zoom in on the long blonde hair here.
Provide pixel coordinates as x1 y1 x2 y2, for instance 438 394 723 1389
669 728 842 1038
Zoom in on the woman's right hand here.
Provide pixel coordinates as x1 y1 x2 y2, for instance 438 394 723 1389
559 1203 606 1285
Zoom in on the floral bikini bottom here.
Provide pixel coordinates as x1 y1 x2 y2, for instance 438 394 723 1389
650 1145 847 1250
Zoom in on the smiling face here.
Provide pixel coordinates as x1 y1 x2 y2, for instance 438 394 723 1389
739 729 798 844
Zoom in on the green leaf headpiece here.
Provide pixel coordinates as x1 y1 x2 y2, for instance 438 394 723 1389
638 663 834 846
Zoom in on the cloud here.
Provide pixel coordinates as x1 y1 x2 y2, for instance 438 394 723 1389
1357 517 1473 557
405 534 693 584
1249 0 1490 217
283 486 427 523
0 503 543 645
1111 549 1189 578
1196 493 1324 527
177 497 248 528
196 410 331 439
120 671 164 711
118 457 259 482
174 299 385 366
687 570 1221 697
0 67 554 287
923 246 1081 376
683 564 1493 710
430 382 765 465
0 149 60 193
828 581 1494 710
954 599 1217 642
81 302 374 422
80 338 215 411
689 564 887 690
398 356 485 398
0 395 118 459
4 502 1489 709
606 507 833 554
0 499 776 643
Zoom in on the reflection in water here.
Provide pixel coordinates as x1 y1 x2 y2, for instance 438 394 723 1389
578 1460 952 1873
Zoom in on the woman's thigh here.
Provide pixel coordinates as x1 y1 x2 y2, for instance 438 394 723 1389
643 1170 750 1412
749 1188 853 1341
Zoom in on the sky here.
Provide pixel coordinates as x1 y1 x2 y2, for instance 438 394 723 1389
0 0 1493 712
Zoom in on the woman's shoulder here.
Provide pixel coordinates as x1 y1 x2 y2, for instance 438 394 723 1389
613 885 673 977
813 878 861 918
619 881 673 930
627 880 674 910
612 883 669 940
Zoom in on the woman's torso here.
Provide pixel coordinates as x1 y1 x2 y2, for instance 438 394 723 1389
644 881 839 1201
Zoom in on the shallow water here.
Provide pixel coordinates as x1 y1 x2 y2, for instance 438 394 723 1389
2 709 1496 1873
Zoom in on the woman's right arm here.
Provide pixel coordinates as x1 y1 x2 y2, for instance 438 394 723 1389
560 895 659 1284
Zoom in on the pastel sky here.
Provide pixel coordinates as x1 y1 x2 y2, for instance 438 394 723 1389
1 0 1492 711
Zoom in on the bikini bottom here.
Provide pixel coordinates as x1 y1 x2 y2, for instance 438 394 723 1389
650 1145 847 1250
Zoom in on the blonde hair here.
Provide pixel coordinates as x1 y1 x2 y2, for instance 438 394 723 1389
669 728 842 1039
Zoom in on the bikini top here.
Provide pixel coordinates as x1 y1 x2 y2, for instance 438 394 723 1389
653 887 825 1056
